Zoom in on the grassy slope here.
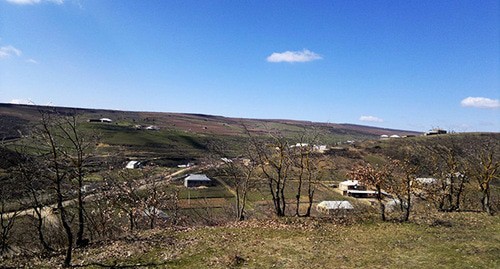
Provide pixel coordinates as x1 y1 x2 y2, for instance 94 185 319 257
14 213 498 269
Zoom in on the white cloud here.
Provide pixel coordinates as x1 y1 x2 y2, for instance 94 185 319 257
359 115 384 123
5 0 63 5
266 49 322 63
26 58 39 64
0 45 22 58
460 97 499 109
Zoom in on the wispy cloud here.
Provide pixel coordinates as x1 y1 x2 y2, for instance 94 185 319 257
359 115 384 123
266 49 322 63
5 0 63 5
460 97 499 109
0 45 22 58
26 58 39 64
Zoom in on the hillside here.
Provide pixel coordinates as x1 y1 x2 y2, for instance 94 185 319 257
0 103 419 149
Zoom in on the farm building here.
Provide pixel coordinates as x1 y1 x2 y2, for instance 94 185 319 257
339 180 366 195
345 190 390 198
88 118 113 123
425 128 447 136
184 174 212 188
316 201 354 214
126 160 142 169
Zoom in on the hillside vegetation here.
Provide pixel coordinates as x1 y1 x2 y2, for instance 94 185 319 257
0 104 498 268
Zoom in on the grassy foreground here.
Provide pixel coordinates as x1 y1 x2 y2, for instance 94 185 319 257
8 212 499 269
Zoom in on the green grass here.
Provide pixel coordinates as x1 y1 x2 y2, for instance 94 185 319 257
25 212 498 269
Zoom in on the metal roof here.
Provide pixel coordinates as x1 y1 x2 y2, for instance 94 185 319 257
317 201 354 210
185 174 211 181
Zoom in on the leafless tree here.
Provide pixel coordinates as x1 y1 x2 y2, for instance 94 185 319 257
0 193 19 256
56 115 97 247
423 137 468 212
350 161 397 221
209 142 256 221
36 111 75 267
292 143 324 217
250 133 292 217
14 158 55 253
465 138 499 215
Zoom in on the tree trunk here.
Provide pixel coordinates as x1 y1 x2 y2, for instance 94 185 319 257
376 185 386 221
34 206 54 252
76 172 86 247
482 186 492 215
57 184 73 268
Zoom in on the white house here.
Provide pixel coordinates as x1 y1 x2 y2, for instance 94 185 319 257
184 174 212 188
126 161 142 169
317 201 354 214
339 180 366 193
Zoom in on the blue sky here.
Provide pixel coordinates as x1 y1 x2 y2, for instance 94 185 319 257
0 0 498 132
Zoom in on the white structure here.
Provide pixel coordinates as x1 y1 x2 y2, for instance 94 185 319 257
414 177 438 185
390 135 401 138
339 180 365 192
100 118 112 123
339 180 358 190
380 135 389 140
126 161 142 169
184 174 212 188
317 201 354 214
313 145 328 153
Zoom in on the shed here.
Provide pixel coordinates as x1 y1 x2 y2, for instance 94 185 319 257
316 201 354 214
339 180 366 195
184 174 212 188
126 161 142 169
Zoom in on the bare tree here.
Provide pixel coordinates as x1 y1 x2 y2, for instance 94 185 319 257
56 115 97 247
292 143 323 217
105 170 142 232
15 158 55 252
209 142 256 221
36 111 74 267
350 161 396 221
465 139 499 215
0 194 19 256
251 133 292 217
423 137 468 212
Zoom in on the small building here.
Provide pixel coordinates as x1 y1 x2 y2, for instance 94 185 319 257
339 180 366 195
126 160 142 169
414 177 438 185
317 201 354 214
346 190 378 198
184 174 212 188
380 135 389 140
99 118 112 123
390 134 401 139
425 129 447 136
88 118 113 123
145 125 160 130
313 145 328 153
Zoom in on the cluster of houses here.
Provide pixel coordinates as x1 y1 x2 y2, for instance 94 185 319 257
380 128 447 140
290 143 328 153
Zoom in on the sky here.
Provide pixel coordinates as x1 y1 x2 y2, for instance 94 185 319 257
0 0 499 132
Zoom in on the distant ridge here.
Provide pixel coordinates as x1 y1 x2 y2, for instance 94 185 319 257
0 103 421 141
